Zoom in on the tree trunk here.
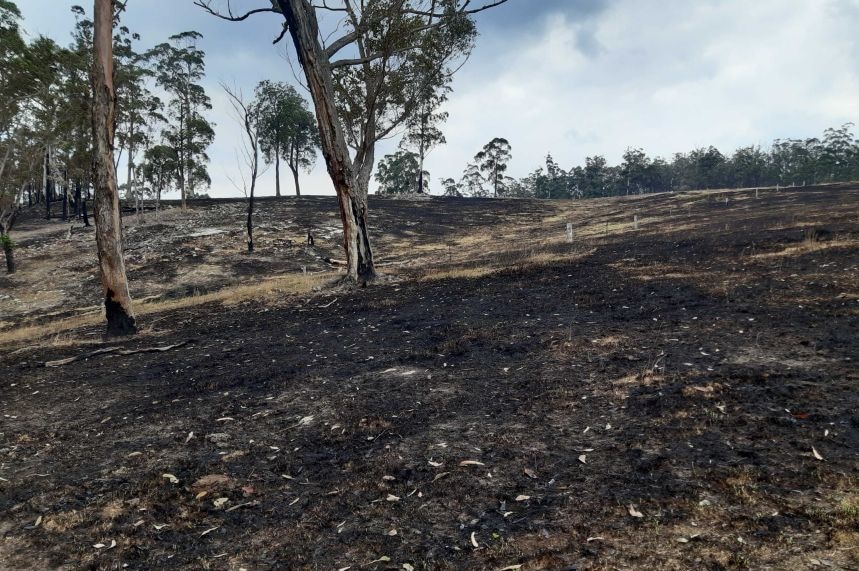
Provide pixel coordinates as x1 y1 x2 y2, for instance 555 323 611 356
275 147 281 197
277 0 375 283
74 179 82 216
91 0 136 336
62 181 68 221
247 184 254 253
44 149 51 220
290 164 301 198
2 235 13 274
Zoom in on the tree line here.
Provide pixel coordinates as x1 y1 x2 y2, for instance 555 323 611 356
376 124 859 198
0 1 216 263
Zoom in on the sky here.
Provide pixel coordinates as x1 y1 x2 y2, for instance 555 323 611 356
16 0 859 197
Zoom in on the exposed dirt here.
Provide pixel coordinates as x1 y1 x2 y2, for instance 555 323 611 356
2 186 859 570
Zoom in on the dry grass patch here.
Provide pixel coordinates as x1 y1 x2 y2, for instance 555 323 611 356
1 271 334 346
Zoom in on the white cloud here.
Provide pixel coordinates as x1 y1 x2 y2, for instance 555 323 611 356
16 0 859 196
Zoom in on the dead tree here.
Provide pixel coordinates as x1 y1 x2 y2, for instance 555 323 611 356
91 0 136 335
222 83 264 253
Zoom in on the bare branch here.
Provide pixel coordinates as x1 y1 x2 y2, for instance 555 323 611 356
193 0 278 21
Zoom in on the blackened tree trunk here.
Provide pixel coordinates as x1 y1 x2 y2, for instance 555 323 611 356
91 0 136 336
62 182 68 221
74 179 82 216
277 0 375 283
247 187 254 252
82 199 91 226
290 163 301 198
275 147 281 198
2 235 13 273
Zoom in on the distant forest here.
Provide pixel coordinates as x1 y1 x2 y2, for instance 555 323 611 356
379 123 859 198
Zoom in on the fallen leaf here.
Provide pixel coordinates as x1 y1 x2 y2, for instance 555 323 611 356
578 455 587 464
195 491 208 500
459 460 485 467
515 495 531 502
677 537 689 543
184 432 195 443
523 468 537 479
628 504 644 518
387 529 397 536
432 472 450 483
200 526 219 537
192 474 232 490
470 531 479 548
93 543 106 549
497 565 523 571
586 536 605 542
366 556 390 565
34 515 42 527
127 451 142 458
153 523 168 530
162 473 179 484
213 497 229 508
428 459 444 467
386 494 400 502
403 564 415 571
812 447 824 461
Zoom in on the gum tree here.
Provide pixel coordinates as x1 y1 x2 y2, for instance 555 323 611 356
91 0 136 335
195 0 508 284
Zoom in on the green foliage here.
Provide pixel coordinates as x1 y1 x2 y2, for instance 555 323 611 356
252 80 318 194
149 31 214 198
0 232 13 248
459 162 486 197
474 137 512 197
375 150 428 195
509 123 859 199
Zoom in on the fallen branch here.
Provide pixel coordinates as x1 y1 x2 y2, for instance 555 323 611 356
45 341 190 367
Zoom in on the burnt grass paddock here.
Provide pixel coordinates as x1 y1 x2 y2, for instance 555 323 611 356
1 187 859 570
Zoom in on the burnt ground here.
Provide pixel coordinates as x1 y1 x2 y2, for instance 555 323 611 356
1 186 859 570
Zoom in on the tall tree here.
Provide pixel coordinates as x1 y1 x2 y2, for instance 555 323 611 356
459 162 486 197
195 0 508 284
149 31 213 208
474 137 511 197
375 149 427 194
253 80 317 197
91 0 136 335
140 144 177 218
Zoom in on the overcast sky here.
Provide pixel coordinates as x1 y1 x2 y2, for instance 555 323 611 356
17 0 859 197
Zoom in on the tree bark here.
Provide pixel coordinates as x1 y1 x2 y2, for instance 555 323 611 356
44 149 51 220
74 179 82 216
277 0 375 284
62 180 68 221
290 163 301 198
1 235 13 274
275 146 281 197
91 0 136 336
247 185 254 252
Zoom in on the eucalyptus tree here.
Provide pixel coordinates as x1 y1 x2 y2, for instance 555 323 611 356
253 80 317 197
91 0 136 335
459 162 485 197
140 144 177 218
475 137 511 197
375 149 427 194
149 31 213 208
440 177 460 197
400 70 450 194
195 0 508 284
